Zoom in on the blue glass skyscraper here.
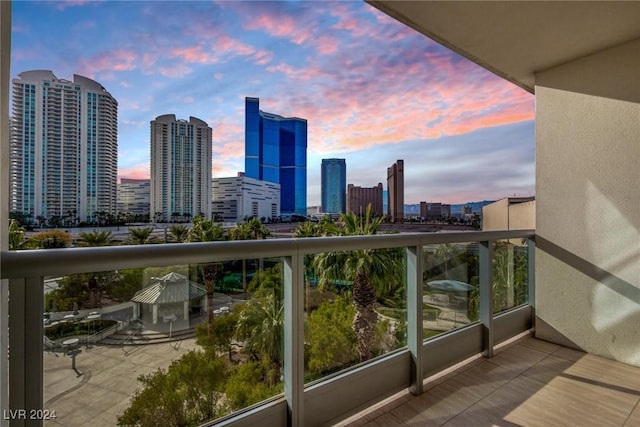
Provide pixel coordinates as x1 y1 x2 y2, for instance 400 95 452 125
245 97 307 215
321 158 346 214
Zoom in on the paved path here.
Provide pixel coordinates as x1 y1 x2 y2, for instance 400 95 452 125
44 338 198 426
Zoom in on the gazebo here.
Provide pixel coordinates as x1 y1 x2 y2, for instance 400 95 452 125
131 272 207 327
426 279 475 308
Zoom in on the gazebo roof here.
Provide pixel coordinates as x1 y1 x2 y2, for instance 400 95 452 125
131 272 206 304
427 280 475 293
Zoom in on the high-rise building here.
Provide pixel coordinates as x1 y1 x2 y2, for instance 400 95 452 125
347 183 384 217
420 202 442 220
117 178 150 219
321 158 346 214
150 114 212 222
10 70 118 223
244 97 307 215
212 173 280 223
387 159 404 223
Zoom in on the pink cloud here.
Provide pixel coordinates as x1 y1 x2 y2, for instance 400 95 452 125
158 63 192 78
78 49 137 78
317 36 338 55
243 13 311 45
259 50 534 156
171 43 219 64
118 163 149 181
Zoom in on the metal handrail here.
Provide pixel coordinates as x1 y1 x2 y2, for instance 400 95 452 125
0 229 534 279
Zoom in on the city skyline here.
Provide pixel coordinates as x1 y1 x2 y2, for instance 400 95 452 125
10 1 535 206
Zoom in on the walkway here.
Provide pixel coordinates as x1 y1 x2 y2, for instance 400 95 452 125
44 338 198 426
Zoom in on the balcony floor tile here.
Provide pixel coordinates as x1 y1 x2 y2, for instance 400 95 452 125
338 334 640 427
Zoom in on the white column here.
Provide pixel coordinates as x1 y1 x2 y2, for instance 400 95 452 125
183 301 189 321
152 304 158 324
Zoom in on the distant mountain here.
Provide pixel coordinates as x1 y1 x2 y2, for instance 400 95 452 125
404 201 495 215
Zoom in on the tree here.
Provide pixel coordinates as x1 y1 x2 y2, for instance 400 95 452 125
78 230 113 247
167 224 189 243
434 243 460 279
188 216 226 242
224 360 282 410
246 217 271 279
118 350 227 427
127 227 155 245
195 305 240 359
107 269 144 302
28 230 72 249
306 297 357 374
8 219 26 250
229 222 253 291
246 217 271 240
293 221 325 315
236 292 283 368
313 204 404 362
188 216 227 335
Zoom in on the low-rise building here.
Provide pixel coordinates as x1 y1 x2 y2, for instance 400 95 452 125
482 197 535 231
117 178 150 218
212 174 280 223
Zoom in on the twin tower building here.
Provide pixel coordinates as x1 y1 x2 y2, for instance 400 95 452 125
9 71 308 223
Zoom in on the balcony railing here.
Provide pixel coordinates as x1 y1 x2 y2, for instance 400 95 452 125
0 229 534 427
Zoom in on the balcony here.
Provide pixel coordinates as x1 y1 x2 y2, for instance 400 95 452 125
2 1 640 426
337 332 640 427
2 230 534 426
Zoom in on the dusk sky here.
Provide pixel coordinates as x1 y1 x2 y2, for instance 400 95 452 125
11 1 535 206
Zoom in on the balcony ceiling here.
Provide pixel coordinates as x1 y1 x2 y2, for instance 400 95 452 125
367 1 640 93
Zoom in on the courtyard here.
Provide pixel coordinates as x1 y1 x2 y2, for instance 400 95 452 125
44 338 199 426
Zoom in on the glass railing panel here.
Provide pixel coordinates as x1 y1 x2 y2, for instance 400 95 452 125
303 245 407 385
492 239 529 314
43 258 284 426
422 242 480 340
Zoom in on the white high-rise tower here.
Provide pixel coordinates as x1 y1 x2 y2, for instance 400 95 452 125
10 70 118 225
150 114 212 222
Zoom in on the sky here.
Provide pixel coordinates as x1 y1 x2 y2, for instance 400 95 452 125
10 0 535 206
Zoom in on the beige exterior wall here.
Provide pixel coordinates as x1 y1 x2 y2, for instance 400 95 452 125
535 38 640 365
482 198 534 231
482 198 509 231
508 200 535 230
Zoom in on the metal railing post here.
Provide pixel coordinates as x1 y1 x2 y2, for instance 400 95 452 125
9 277 43 426
283 255 304 427
406 245 424 395
479 241 494 357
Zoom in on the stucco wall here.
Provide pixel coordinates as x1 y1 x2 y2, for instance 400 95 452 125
509 200 535 230
535 38 640 364
482 198 509 231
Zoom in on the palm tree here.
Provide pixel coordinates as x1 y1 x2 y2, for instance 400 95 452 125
247 217 271 240
313 205 404 362
293 221 323 315
167 225 189 243
434 243 460 279
188 216 226 242
236 292 284 368
127 227 154 245
188 216 227 335
229 222 253 292
78 230 113 247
